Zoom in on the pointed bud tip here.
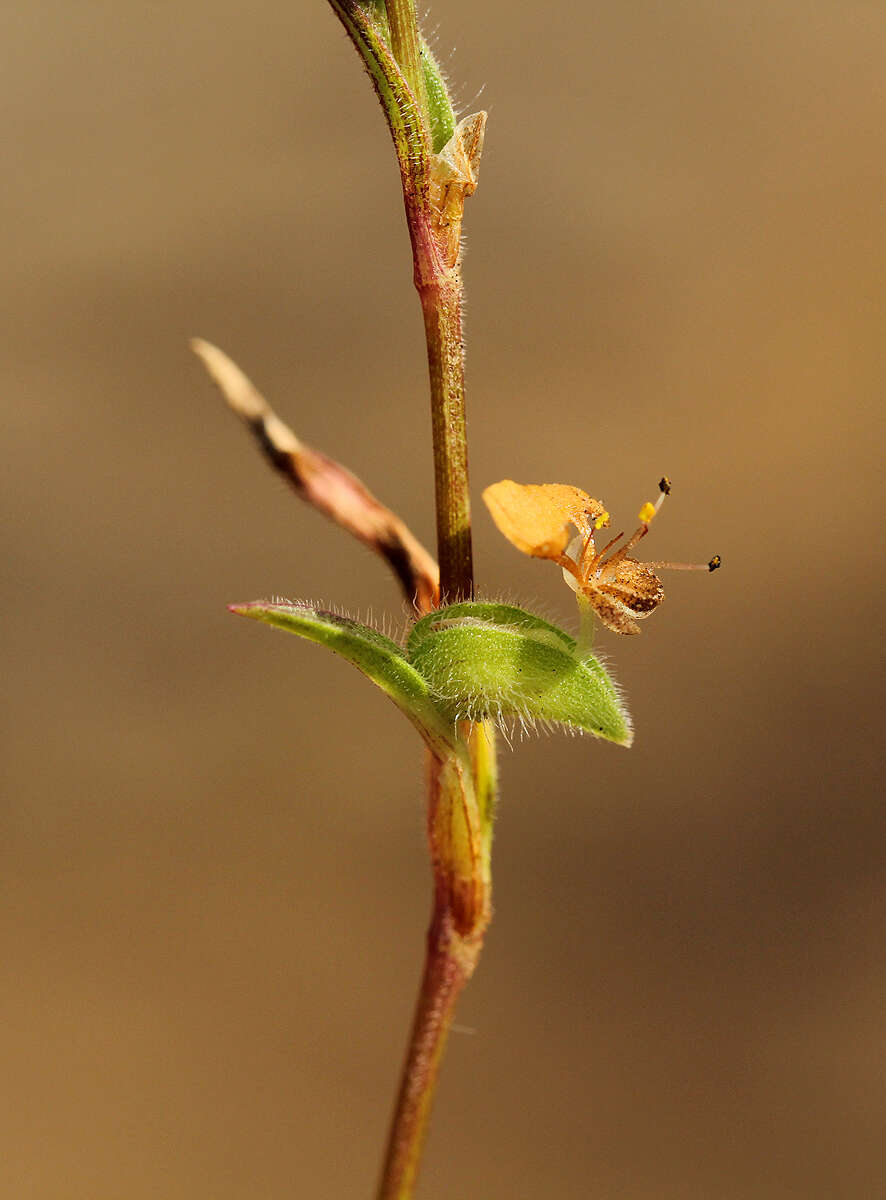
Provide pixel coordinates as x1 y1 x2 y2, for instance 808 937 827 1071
190 337 221 368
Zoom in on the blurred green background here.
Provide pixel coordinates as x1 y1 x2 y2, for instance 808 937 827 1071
2 2 884 1196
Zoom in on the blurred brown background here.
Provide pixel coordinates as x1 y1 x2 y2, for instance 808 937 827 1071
2 2 884 1197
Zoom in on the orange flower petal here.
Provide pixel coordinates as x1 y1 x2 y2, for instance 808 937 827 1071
482 480 607 559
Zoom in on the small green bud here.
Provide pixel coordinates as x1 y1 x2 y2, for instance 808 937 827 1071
359 5 455 152
420 40 456 152
407 603 633 746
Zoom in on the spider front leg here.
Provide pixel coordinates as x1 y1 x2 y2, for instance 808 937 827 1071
585 530 626 580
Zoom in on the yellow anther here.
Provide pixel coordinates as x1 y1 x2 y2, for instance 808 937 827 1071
638 501 656 524
594 511 610 530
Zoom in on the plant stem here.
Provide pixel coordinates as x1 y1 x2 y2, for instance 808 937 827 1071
376 729 494 1200
375 256 478 1192
377 743 492 1200
379 0 473 601
377 175 480 1200
384 0 427 119
374 4 483 1195
376 907 479 1200
419 272 473 602
576 592 597 656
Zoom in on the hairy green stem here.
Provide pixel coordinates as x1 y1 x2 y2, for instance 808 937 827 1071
337 0 475 600
419 274 473 603
384 0 427 119
355 3 483 1195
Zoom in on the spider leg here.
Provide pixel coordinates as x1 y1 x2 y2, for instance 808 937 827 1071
555 553 584 585
588 530 625 576
576 527 605 581
601 522 648 567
